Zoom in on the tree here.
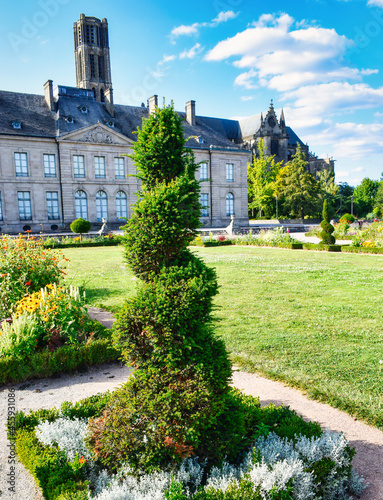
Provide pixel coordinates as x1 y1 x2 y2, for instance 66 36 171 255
275 143 318 218
373 181 383 216
70 218 91 240
87 104 245 472
338 182 354 217
319 199 336 245
353 178 380 217
247 139 282 218
317 169 339 218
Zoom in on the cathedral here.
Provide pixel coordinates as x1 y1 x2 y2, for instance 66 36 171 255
0 14 333 234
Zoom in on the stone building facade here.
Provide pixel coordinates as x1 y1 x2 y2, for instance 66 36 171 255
0 14 331 234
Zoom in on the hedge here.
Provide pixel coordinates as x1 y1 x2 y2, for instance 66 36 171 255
0 338 120 386
341 246 383 255
302 243 342 252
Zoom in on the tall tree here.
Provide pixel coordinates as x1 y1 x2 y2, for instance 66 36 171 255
247 139 282 218
373 181 383 216
317 169 339 218
353 177 380 217
275 143 318 218
338 182 354 217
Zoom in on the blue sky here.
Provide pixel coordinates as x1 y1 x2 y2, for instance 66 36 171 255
1 0 383 186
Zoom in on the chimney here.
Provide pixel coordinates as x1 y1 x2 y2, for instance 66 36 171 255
186 100 196 126
44 80 54 111
104 88 114 117
148 95 158 115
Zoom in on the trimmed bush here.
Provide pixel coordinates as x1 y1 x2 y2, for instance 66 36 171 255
319 200 336 245
339 213 356 224
341 245 383 255
70 218 91 241
303 243 342 252
0 336 119 386
87 104 245 473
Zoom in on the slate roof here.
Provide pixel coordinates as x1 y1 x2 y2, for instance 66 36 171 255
0 90 56 138
0 88 304 150
286 126 305 147
0 89 244 150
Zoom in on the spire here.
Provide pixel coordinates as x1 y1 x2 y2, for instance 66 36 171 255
269 99 274 110
280 108 286 132
260 112 263 123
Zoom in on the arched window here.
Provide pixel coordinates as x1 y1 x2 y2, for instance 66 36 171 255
100 88 105 102
226 193 234 217
75 190 88 220
96 190 108 221
116 190 127 219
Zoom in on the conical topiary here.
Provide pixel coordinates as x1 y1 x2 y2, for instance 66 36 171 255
87 104 245 472
319 199 336 245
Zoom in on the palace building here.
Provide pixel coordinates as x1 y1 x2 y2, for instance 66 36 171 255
0 14 332 234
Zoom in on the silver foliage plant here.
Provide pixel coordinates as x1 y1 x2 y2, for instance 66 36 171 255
35 418 366 499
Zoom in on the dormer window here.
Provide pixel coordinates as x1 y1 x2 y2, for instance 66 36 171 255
106 120 115 128
78 105 88 113
12 121 21 130
65 115 75 124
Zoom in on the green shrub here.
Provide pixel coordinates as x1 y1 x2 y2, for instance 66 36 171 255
70 218 91 240
341 245 383 254
319 200 336 245
88 104 245 473
303 243 341 252
340 213 355 224
0 336 119 385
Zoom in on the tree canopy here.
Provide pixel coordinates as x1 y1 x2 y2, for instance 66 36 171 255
275 143 318 219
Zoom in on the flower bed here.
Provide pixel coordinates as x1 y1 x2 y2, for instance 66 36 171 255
0 235 121 384
43 234 124 249
11 390 365 500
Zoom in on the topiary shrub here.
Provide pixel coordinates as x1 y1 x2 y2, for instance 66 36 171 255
319 199 336 245
339 213 355 224
87 104 246 473
70 218 91 241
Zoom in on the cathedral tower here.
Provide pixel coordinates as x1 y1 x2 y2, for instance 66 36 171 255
73 14 112 104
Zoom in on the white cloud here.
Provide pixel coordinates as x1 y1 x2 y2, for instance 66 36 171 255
284 82 383 115
234 69 258 89
240 96 255 101
171 23 200 38
368 0 383 7
171 11 238 41
212 11 239 25
179 43 204 59
158 54 176 66
205 14 353 93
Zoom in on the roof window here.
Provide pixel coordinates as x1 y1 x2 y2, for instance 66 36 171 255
106 120 115 128
78 104 88 113
12 121 22 130
65 115 75 124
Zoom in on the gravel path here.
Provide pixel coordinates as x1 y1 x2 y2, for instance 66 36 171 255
1 309 382 499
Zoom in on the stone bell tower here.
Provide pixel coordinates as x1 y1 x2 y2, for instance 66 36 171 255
73 14 113 104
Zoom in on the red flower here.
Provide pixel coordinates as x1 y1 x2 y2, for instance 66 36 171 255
25 281 32 286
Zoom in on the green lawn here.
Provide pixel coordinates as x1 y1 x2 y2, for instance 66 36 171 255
63 245 383 429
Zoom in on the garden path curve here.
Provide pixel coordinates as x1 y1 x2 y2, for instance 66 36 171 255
0 307 382 500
